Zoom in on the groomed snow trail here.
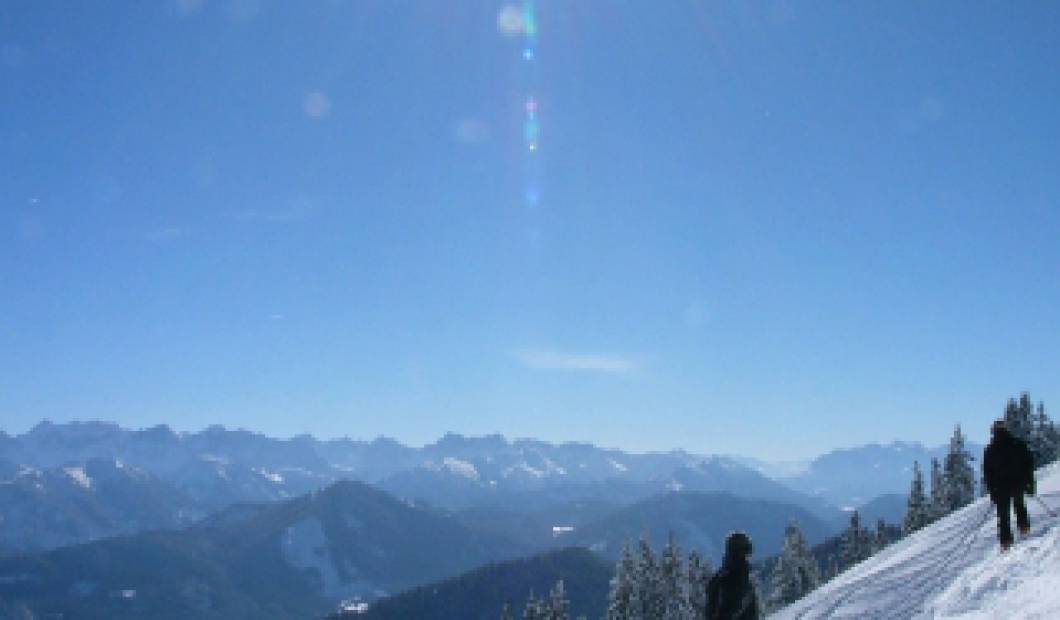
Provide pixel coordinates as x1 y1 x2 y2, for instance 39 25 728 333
773 462 1060 620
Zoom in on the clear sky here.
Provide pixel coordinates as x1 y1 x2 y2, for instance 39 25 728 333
2 1 1058 461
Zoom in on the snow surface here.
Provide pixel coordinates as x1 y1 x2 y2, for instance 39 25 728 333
773 462 1060 619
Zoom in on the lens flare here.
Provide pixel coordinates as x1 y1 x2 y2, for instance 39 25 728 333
519 1 540 209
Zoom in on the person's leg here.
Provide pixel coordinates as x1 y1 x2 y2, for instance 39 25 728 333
994 493 1014 547
1014 493 1030 535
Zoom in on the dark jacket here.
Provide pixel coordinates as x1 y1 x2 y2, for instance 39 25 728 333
983 429 1034 497
706 554 758 620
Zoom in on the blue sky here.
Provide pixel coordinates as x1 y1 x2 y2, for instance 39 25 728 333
2 1 1058 460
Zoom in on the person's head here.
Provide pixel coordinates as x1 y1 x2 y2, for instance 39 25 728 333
991 419 1007 437
725 531 753 559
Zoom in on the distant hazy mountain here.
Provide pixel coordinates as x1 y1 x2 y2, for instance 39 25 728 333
378 454 842 526
0 457 199 552
778 441 983 508
358 547 613 620
0 480 527 620
564 491 837 563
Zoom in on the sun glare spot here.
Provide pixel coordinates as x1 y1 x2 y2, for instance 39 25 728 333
497 6 524 37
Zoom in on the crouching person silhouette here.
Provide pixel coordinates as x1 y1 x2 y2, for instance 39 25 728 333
706 531 759 620
983 419 1035 551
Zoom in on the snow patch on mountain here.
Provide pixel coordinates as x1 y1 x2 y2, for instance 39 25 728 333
63 466 92 489
504 463 545 478
281 517 377 599
608 458 628 472
441 457 479 480
541 455 567 476
773 462 1060 619
254 468 284 484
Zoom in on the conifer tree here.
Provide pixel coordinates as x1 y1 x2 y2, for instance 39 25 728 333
686 550 711 619
660 533 689 620
903 461 930 535
840 511 872 569
607 541 637 620
522 592 546 620
929 457 946 521
943 425 976 512
767 521 820 612
636 538 662 620
626 583 644 620
1031 401 1059 467
872 518 891 553
501 602 515 620
1005 393 1035 444
546 580 570 620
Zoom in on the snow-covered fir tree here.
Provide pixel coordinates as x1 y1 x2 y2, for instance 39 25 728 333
659 533 690 620
522 592 546 620
685 550 711 619
767 521 821 612
1004 393 1035 445
518 582 570 620
943 425 976 512
547 580 570 620
840 510 873 569
606 536 716 620
606 541 638 620
928 457 946 521
872 518 890 554
637 538 663 619
626 583 644 620
904 460 931 535
1031 401 1059 467
501 602 515 620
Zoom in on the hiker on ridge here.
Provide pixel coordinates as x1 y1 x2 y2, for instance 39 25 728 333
983 419 1035 551
706 531 759 620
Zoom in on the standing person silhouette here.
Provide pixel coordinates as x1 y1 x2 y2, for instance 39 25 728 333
706 531 759 619
983 419 1035 551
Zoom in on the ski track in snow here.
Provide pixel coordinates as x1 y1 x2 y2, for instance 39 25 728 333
774 463 1060 620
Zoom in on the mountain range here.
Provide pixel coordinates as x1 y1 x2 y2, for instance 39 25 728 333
0 419 977 617
0 421 970 556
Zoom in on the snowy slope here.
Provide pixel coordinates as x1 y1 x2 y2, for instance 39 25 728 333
774 462 1060 620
